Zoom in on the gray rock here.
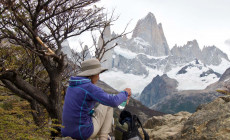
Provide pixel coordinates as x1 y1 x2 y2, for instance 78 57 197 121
82 45 92 60
140 74 178 107
175 60 221 78
219 67 230 82
200 69 221 78
131 12 170 56
142 112 192 140
171 40 202 62
96 13 230 76
113 55 149 75
216 67 230 95
136 54 169 70
61 40 73 59
140 96 230 140
169 42 230 72
180 96 230 140
151 91 221 114
176 64 192 75
202 46 230 65
98 25 114 69
61 40 91 64
149 67 230 114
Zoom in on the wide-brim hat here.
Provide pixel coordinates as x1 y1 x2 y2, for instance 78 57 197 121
77 58 108 77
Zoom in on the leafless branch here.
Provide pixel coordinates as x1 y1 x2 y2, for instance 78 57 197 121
94 10 132 61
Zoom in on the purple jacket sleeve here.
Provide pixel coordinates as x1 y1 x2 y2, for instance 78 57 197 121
87 84 128 107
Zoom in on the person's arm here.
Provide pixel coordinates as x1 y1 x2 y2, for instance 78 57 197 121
87 85 130 107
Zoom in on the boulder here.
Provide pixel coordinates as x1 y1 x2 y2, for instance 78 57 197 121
142 112 191 140
140 96 230 139
180 96 230 139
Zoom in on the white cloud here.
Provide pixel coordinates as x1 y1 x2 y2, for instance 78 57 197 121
224 39 230 46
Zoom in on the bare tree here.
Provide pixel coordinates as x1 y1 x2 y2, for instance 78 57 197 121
94 11 132 62
66 10 132 74
0 0 131 137
0 0 106 136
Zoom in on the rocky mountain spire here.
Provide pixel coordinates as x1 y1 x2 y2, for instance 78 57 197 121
170 40 230 66
171 40 202 61
202 46 230 65
82 45 91 60
132 12 170 56
98 25 112 48
61 39 73 59
97 25 114 69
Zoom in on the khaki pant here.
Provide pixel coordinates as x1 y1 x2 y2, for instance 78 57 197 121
89 104 113 140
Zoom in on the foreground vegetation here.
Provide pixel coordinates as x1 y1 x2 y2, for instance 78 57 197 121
0 87 53 139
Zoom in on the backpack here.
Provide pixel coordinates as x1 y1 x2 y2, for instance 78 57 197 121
115 110 149 140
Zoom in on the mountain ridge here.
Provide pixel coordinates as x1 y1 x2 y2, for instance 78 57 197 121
98 12 230 97
132 12 170 57
143 66 230 114
61 12 230 114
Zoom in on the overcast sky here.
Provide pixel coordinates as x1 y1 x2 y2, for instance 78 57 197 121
69 0 230 58
98 0 230 56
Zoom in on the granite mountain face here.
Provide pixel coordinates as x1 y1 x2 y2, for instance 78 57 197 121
170 40 202 63
62 12 229 73
131 12 170 56
144 67 230 114
99 12 230 75
202 45 229 65
97 12 230 114
62 12 230 114
140 74 178 107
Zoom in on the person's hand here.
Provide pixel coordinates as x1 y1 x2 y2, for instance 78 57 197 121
124 88 131 97
124 88 131 104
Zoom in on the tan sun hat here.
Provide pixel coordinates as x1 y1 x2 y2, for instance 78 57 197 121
77 58 108 77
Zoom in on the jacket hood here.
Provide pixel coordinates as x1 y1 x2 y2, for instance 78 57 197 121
68 76 91 87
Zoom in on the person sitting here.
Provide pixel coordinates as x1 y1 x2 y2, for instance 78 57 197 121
61 58 132 140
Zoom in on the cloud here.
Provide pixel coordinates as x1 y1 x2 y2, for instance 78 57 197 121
224 39 230 46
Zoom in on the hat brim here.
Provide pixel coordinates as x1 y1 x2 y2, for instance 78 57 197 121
77 67 108 77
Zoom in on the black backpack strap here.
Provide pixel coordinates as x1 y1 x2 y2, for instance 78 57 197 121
135 116 149 140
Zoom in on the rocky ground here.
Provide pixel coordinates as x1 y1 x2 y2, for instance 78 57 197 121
180 96 230 140
142 111 191 140
139 95 230 140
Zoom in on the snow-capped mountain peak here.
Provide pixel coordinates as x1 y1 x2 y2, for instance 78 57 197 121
167 59 221 90
131 12 170 56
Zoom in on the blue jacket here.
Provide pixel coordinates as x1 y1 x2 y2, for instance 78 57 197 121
61 76 128 140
